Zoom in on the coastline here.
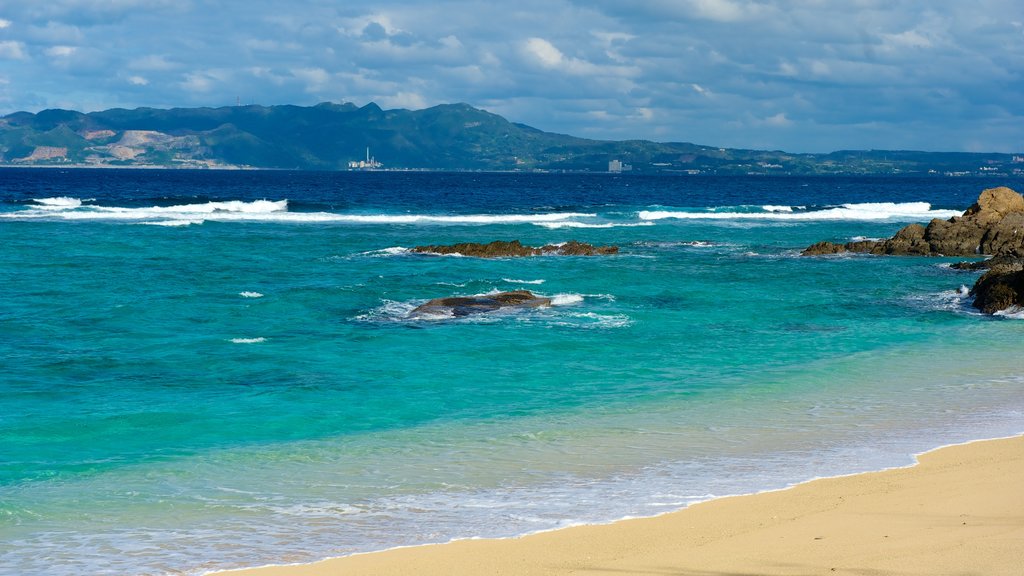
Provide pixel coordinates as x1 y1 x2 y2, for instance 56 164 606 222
215 434 1024 576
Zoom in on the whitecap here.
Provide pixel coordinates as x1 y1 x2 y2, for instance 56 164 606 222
503 278 546 285
142 219 204 227
230 337 266 344
360 247 411 257
993 306 1024 319
239 292 264 298
32 196 83 209
550 293 584 306
638 202 961 222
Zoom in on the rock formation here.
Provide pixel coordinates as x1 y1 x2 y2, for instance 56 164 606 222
969 258 1024 314
411 240 618 258
410 290 552 318
802 187 1024 257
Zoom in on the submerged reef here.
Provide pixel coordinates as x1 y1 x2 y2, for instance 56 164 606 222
411 240 618 258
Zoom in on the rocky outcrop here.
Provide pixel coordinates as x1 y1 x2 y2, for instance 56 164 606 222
410 290 552 317
969 258 1024 314
412 240 618 257
802 187 1024 257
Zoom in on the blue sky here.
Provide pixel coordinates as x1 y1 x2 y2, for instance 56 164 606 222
0 1 1021 152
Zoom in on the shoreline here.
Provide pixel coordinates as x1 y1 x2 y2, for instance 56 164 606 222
214 433 1024 576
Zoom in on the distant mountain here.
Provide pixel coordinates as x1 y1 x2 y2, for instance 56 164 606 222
1 102 1021 175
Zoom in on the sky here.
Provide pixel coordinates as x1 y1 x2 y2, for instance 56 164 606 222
0 1 1021 153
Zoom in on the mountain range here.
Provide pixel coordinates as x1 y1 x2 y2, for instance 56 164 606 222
1 102 1020 175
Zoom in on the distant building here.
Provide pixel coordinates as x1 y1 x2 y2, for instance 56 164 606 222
349 147 382 169
608 159 632 173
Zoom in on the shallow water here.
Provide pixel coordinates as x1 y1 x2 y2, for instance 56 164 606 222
1 170 1022 575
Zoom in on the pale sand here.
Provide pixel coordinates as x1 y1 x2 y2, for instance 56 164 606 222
219 435 1024 576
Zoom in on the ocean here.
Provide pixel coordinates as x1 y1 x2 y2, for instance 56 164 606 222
1 169 1022 575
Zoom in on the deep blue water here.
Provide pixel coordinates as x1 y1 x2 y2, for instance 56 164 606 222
1 169 1022 576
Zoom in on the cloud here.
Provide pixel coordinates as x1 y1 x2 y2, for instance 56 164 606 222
0 41 27 60
291 67 330 92
44 45 77 57
129 55 177 71
377 91 428 109
0 19 11 29
761 112 792 127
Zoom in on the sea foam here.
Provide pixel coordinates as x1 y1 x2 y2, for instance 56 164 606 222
638 202 961 221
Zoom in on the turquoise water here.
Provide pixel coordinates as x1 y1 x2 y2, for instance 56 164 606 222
1 171 1023 575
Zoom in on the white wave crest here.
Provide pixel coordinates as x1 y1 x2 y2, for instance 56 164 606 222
239 292 264 298
638 202 961 222
503 278 546 285
360 247 411 257
230 337 266 344
32 197 82 209
550 293 584 306
142 219 204 227
993 306 1024 319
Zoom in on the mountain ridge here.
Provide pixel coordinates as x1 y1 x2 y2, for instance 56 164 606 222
1 102 1020 175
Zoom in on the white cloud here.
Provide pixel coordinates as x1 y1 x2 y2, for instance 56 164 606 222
0 41 26 60
292 67 330 92
44 45 77 57
762 112 792 127
127 75 148 86
181 72 215 92
0 18 11 29
129 55 177 71
525 37 565 69
522 37 631 77
687 0 747 22
377 91 428 109
881 29 934 51
337 13 403 37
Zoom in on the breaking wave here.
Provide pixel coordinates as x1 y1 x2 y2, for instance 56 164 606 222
639 202 961 221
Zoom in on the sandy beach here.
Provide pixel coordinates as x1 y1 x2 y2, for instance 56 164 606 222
218 434 1024 576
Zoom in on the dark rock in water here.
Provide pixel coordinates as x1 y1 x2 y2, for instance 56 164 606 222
544 240 619 256
801 241 848 256
970 259 1024 314
411 240 618 258
803 187 1024 258
410 290 552 317
949 255 1022 271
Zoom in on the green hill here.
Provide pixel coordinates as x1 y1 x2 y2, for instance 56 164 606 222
0 102 1019 175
